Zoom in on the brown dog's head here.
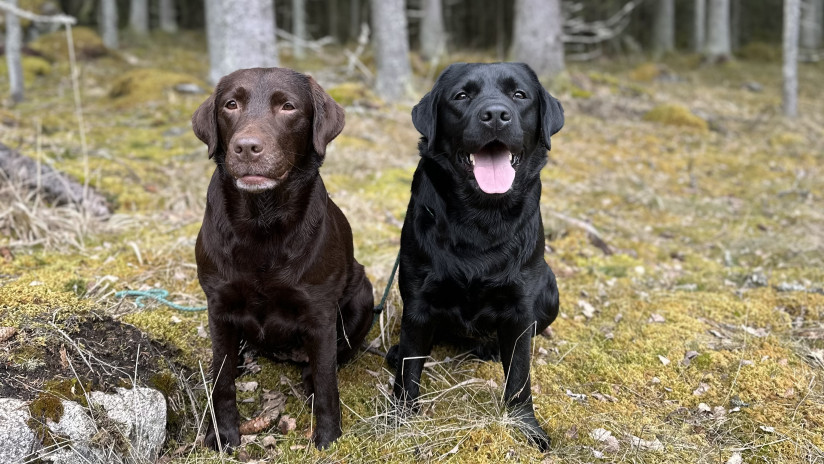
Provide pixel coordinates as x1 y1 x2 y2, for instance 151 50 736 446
192 68 345 193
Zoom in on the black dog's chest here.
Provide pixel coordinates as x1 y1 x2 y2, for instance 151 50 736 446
422 278 521 332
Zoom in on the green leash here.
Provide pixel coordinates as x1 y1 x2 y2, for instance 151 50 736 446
114 252 401 319
114 289 207 312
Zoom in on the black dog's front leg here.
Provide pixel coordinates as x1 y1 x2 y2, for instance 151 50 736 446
305 319 341 449
392 307 435 412
205 317 241 452
497 319 550 451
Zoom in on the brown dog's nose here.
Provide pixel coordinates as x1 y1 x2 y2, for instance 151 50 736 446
479 104 511 129
232 137 264 159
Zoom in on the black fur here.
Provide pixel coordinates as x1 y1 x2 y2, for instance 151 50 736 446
388 62 563 451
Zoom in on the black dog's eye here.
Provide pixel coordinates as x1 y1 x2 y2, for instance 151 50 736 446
225 100 238 110
454 91 469 101
513 90 527 99
282 102 295 111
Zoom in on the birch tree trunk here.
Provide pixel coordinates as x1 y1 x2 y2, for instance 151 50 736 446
694 0 706 52
5 0 24 103
420 0 446 60
159 0 178 33
205 0 279 85
100 0 119 49
511 0 564 79
705 0 731 60
129 0 148 34
801 0 823 49
292 0 306 59
370 0 412 100
349 0 361 41
784 0 801 118
653 0 675 56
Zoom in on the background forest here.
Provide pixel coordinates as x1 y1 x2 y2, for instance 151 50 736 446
0 0 823 463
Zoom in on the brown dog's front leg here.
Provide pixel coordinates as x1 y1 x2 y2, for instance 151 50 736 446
205 318 241 452
497 319 550 451
306 320 341 449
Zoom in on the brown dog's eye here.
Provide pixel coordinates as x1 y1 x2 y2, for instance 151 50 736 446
454 91 468 101
282 102 295 111
225 100 238 109
513 91 527 99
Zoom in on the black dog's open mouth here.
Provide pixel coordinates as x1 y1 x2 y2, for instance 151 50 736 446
460 141 521 194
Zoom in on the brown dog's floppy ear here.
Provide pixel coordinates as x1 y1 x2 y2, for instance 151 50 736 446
539 89 564 150
308 76 345 159
192 93 218 158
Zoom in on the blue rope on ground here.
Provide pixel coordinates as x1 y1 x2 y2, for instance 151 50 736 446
115 289 207 312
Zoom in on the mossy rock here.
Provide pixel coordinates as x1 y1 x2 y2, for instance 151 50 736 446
629 62 662 82
29 26 107 61
642 104 708 131
0 56 53 82
736 42 781 62
108 68 207 107
327 82 377 107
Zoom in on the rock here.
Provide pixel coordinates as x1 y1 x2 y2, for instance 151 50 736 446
0 398 38 463
0 387 166 464
88 387 166 461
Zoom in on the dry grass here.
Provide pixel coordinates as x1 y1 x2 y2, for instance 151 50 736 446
1 32 824 463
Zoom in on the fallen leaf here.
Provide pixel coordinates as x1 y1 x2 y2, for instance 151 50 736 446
565 389 587 402
262 435 277 447
681 351 700 366
591 392 617 402
0 327 18 343
658 355 670 365
578 300 595 319
648 313 666 323
236 381 258 392
589 428 619 452
697 403 711 413
628 435 664 452
726 452 743 464
196 325 209 338
742 325 769 337
170 315 182 324
278 415 296 434
709 329 728 339
692 382 710 396
565 425 579 440
759 425 775 433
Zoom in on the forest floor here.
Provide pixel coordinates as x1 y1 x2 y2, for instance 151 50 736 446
1 30 823 463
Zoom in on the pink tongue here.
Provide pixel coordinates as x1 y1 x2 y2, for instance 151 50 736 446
473 147 515 194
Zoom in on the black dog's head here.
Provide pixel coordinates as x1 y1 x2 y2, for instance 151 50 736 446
412 62 564 195
192 67 344 193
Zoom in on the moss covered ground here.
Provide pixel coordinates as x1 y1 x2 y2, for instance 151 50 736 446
1 30 823 463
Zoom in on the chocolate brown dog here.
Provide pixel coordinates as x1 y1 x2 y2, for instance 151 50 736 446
193 67 373 451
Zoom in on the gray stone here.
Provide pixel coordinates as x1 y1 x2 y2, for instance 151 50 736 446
88 387 166 461
0 398 38 463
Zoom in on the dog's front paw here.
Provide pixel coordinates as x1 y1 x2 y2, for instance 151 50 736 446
204 421 241 453
312 425 342 449
511 406 551 451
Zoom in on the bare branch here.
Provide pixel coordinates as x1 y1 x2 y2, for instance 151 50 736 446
0 0 76 25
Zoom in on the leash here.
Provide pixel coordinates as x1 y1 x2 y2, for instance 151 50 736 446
115 252 401 319
114 289 207 312
372 251 401 328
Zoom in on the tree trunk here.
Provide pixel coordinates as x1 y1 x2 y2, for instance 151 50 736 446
511 0 564 79
5 0 24 103
205 0 279 85
100 0 119 49
801 0 823 49
292 0 306 59
327 0 338 41
693 0 706 52
129 0 149 34
159 0 178 33
349 0 361 41
370 0 412 100
419 0 446 60
705 0 731 60
653 0 675 56
784 0 801 118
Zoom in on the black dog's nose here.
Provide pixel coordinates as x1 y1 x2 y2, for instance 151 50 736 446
232 137 264 159
479 104 511 128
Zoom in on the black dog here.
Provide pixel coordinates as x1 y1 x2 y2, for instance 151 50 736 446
387 62 564 450
193 68 374 451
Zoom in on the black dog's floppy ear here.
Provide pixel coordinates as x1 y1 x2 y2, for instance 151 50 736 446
192 92 218 158
411 90 437 152
308 76 345 159
539 89 564 150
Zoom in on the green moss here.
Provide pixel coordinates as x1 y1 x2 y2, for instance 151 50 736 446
107 68 207 108
643 104 709 131
42 378 91 407
327 82 377 107
62 278 87 297
29 393 64 423
629 62 662 82
29 26 107 61
737 42 782 62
